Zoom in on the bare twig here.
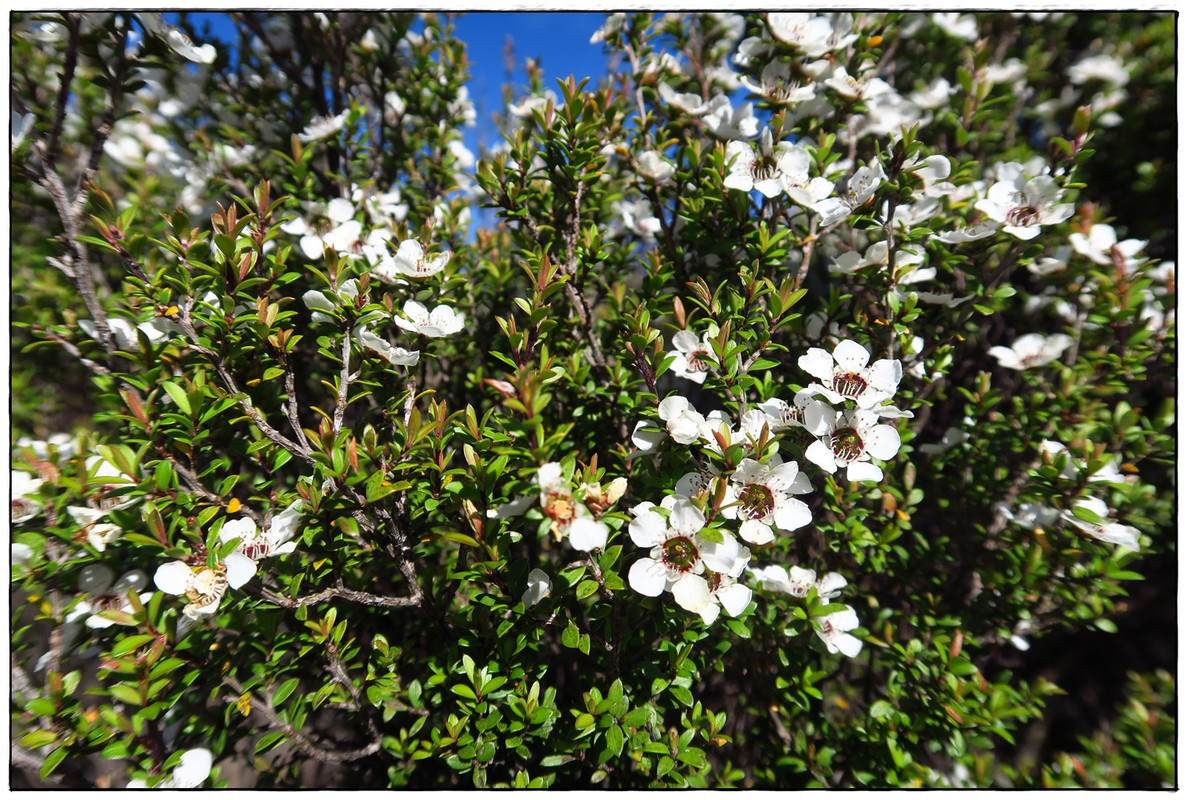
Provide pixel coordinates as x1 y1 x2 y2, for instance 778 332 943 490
254 582 420 609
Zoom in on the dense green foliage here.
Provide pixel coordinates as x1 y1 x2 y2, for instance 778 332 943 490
10 11 1174 788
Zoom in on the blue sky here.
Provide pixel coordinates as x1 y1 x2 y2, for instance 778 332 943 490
178 11 612 150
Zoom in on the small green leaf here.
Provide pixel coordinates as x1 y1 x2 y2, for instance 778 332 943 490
160 381 192 417
20 729 58 749
272 677 300 706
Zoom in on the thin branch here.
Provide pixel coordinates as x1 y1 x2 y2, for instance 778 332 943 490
220 673 380 763
331 331 353 436
254 582 420 609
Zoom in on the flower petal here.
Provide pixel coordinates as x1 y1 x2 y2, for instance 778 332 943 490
628 558 667 597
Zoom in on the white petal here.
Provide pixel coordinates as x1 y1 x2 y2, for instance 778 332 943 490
739 519 775 545
628 510 668 547
797 348 836 382
522 568 552 607
816 572 848 597
832 339 871 372
845 460 883 483
628 558 668 597
671 574 712 614
153 561 194 596
668 497 706 536
805 439 837 473
863 425 902 460
717 583 753 617
568 517 609 552
772 497 812 532
219 517 258 545
225 552 257 589
172 748 214 788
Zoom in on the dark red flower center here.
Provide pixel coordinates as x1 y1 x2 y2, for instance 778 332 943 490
831 427 865 461
661 536 700 573
738 484 775 520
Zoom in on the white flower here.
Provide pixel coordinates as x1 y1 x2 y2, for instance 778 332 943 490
298 111 348 143
628 496 707 596
11 470 44 524
997 501 1060 530
988 333 1073 370
975 165 1074 240
79 317 175 350
933 221 1001 244
702 95 759 140
1068 223 1147 270
613 197 662 240
724 128 796 198
804 407 902 483
798 339 903 409
658 82 710 116
354 325 420 366
740 60 816 107
657 395 708 445
749 564 847 599
767 13 835 57
721 458 812 545
70 506 125 551
909 77 956 110
637 150 676 183
377 239 451 280
138 14 217 63
778 145 835 207
12 542 34 567
758 390 833 434
154 559 250 619
1061 496 1139 551
219 503 305 572
1040 441 1129 485
932 12 978 40
394 300 465 338
667 330 716 384
814 606 864 657
522 569 552 607
1068 53 1130 86
590 12 626 43
672 571 754 625
70 570 151 630
918 426 971 455
629 496 750 622
533 462 611 551
128 747 214 789
824 64 893 101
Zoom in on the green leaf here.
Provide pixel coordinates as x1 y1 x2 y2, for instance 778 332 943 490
605 724 624 759
262 366 286 382
20 729 58 749
40 746 68 780
561 621 580 649
575 579 599 600
452 684 477 700
111 634 155 657
273 677 300 706
160 381 192 417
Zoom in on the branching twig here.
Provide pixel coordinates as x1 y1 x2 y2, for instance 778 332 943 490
254 581 420 609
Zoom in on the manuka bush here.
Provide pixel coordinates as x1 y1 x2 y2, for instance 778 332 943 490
10 11 1175 788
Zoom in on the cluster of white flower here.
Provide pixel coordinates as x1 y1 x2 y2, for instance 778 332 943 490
153 500 306 619
496 462 627 554
613 337 911 655
998 440 1140 552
